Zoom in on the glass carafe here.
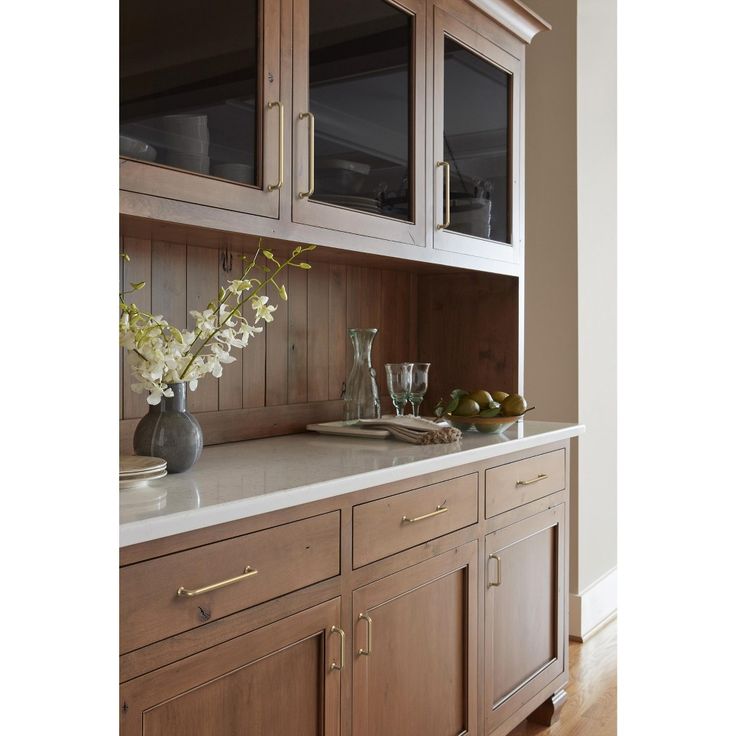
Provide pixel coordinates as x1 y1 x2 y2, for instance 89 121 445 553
344 328 381 421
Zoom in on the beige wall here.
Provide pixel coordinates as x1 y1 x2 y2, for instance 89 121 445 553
524 0 617 631
576 0 617 593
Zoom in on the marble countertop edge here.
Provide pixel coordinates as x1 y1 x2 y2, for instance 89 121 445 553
120 421 584 548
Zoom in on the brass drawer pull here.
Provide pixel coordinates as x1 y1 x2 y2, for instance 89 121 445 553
298 112 315 198
488 554 502 587
330 626 345 671
176 566 258 598
516 473 548 487
358 613 372 656
402 503 448 524
267 100 284 191
437 161 450 229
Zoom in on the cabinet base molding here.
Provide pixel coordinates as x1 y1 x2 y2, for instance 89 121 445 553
527 688 568 727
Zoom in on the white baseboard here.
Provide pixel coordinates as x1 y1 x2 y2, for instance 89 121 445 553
569 567 617 640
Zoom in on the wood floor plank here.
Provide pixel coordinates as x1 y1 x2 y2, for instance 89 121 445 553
507 620 617 736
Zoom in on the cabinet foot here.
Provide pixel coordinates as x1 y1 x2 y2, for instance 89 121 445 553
527 689 567 727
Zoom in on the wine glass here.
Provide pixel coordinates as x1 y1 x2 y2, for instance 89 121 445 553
408 363 431 416
384 363 413 416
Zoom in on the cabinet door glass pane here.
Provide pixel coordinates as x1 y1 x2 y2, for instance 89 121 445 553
443 37 511 243
120 0 260 187
309 0 413 221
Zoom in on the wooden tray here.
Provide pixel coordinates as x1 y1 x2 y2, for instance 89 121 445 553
306 421 391 439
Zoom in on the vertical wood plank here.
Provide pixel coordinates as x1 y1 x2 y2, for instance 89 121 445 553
218 248 244 410
186 246 219 413
151 240 187 404
307 263 330 401
328 264 347 400
380 269 412 366
287 266 308 404
122 236 152 419
360 268 383 394
345 266 362 382
266 271 288 406
409 272 419 361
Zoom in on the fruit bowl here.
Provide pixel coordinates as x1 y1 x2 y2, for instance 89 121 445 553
444 413 521 435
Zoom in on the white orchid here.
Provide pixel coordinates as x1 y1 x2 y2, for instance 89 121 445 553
120 242 315 403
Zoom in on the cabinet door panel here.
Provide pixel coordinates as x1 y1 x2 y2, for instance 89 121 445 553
353 543 477 736
485 505 566 732
293 0 426 246
432 7 521 263
120 0 281 217
121 598 341 736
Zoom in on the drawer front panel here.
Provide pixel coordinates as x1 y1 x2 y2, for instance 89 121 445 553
485 449 565 518
120 511 340 653
352 474 478 568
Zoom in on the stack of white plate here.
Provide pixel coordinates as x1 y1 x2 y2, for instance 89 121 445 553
315 193 382 214
120 455 167 490
160 114 210 174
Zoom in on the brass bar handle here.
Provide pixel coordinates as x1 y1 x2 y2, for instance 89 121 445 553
437 161 450 230
298 112 315 198
329 626 345 671
267 101 284 191
402 504 448 524
516 473 549 487
358 613 372 656
488 554 502 587
177 566 258 598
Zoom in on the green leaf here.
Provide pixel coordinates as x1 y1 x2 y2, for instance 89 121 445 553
433 403 445 417
447 396 460 413
130 281 146 291
450 388 468 400
169 326 184 343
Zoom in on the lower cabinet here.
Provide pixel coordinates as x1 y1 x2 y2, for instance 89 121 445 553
352 543 478 736
485 504 566 734
120 598 342 736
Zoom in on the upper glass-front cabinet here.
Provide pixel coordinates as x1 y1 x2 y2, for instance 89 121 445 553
432 7 521 263
292 0 426 246
120 0 282 217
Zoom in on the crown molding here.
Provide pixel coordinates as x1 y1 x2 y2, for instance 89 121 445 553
467 0 551 44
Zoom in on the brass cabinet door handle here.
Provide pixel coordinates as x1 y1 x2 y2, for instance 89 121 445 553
516 473 549 487
329 626 345 671
267 101 284 191
401 504 448 524
488 554 502 587
358 613 372 656
176 566 258 597
437 161 450 229
298 112 315 198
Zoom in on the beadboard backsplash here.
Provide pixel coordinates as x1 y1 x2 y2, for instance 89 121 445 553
119 234 420 450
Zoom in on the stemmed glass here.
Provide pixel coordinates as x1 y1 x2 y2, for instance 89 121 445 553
384 363 412 416
408 363 431 416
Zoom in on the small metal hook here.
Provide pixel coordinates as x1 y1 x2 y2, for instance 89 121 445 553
222 248 233 273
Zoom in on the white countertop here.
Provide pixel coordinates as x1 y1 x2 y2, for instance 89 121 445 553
120 420 584 547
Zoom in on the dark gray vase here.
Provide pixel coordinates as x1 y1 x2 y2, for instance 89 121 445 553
133 383 203 473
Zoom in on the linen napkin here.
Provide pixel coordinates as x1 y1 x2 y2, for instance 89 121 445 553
356 416 461 445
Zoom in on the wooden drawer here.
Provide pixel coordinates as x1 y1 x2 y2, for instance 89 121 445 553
485 449 566 518
352 474 478 568
120 511 340 653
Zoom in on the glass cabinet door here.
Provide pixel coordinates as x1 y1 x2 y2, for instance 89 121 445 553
293 0 426 246
120 0 282 218
433 8 521 263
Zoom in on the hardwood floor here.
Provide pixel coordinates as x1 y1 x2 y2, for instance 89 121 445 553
508 619 617 736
